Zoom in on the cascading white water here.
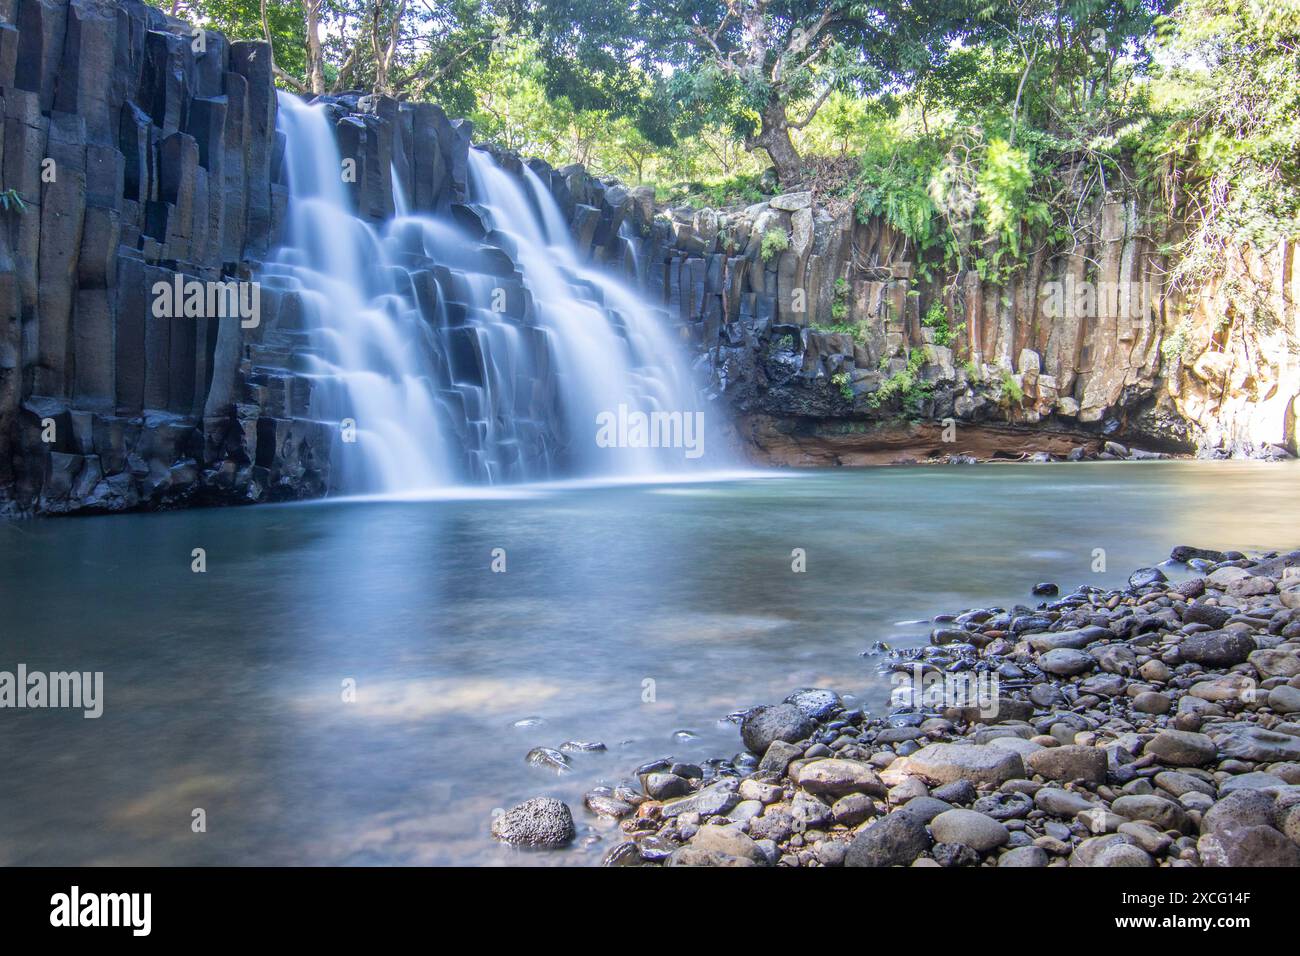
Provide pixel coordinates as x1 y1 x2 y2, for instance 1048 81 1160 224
269 94 453 492
268 93 711 493
466 151 704 476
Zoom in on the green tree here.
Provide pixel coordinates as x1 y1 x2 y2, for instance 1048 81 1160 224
512 0 991 185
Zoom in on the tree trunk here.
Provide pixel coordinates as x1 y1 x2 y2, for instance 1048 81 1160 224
748 97 803 187
304 0 325 95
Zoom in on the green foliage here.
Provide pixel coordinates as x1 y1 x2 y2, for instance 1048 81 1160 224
831 370 854 401
760 228 790 262
661 172 766 208
1000 371 1024 405
0 187 26 214
869 348 932 411
1146 0 1300 308
921 299 963 347
1160 314 1200 362
831 277 851 321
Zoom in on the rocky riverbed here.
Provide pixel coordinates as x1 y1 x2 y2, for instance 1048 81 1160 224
494 546 1300 866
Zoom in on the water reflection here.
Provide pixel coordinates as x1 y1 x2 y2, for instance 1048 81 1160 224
1 461 1297 864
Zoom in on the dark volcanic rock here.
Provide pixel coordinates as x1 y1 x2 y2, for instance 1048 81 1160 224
1179 630 1256 667
1128 567 1168 589
740 703 816 754
491 798 576 848
845 811 932 867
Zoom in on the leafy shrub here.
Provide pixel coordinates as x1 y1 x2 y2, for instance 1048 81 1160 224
760 228 790 262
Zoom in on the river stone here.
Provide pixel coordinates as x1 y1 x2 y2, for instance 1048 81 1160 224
688 824 767 864
1219 771 1287 794
931 842 981 867
930 809 1009 852
584 792 635 819
525 747 571 773
1144 729 1217 766
1208 566 1253 588
1172 545 1226 563
831 793 876 826
1111 794 1190 832
758 739 803 774
1132 691 1172 714
1198 825 1300 867
1189 674 1255 702
1212 725 1300 762
491 798 576 848
1154 771 1216 798
783 687 842 720
1027 626 1108 652
740 704 815 754
667 846 759 867
645 772 691 800
790 790 832 829
945 697 1034 724
894 796 952 823
739 779 782 803
1080 672 1127 696
999 845 1049 867
845 811 933 867
1094 843 1155 867
748 806 794 843
1202 789 1277 834
1269 685 1300 713
904 744 1025 787
1129 567 1168 589
1180 630 1255 666
1230 575 1276 597
1069 833 1130 867
931 780 978 804
1039 648 1096 676
1183 603 1233 629
660 779 739 819
973 791 1034 820
1034 787 1098 817
795 758 886 798
1250 648 1300 679
1119 821 1174 855
1026 745 1107 784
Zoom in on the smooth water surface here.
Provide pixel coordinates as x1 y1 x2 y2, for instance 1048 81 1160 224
1 461 1297 865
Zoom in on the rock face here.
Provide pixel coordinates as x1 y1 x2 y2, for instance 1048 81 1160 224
2 0 296 514
650 183 1299 464
0 0 670 514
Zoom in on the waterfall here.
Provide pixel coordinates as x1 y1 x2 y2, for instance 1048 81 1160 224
267 93 711 495
268 96 454 492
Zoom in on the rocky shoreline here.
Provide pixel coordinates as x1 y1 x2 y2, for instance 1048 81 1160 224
493 546 1300 866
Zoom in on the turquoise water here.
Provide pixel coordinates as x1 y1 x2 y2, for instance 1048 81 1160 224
1 461 1297 865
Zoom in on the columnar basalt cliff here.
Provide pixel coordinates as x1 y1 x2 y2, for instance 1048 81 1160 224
0 0 663 515
647 191 1300 465
2 0 1294 516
